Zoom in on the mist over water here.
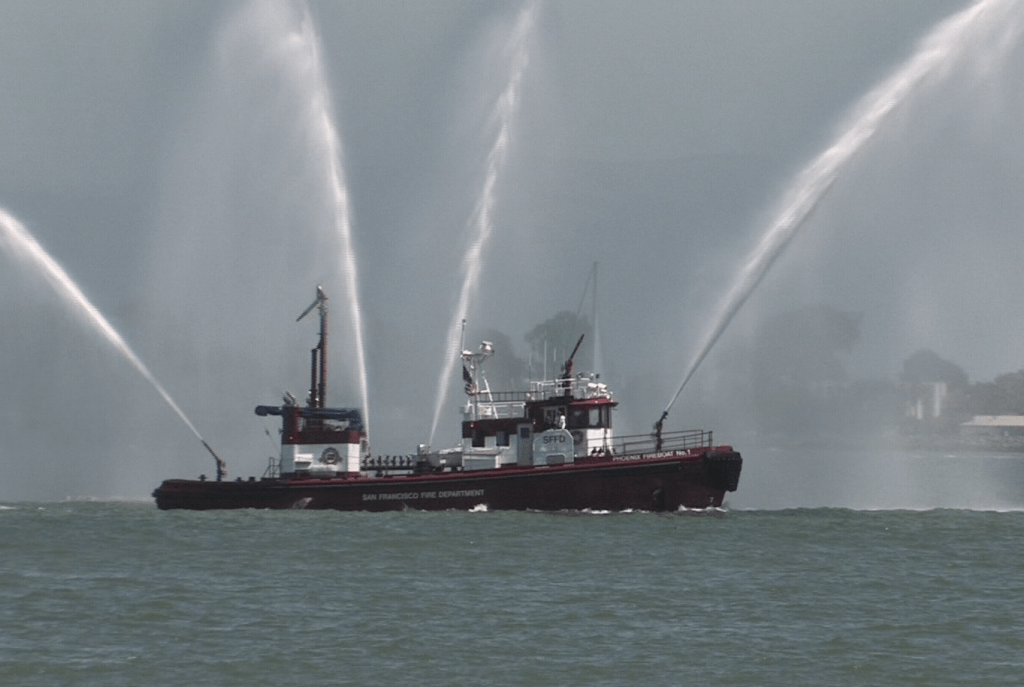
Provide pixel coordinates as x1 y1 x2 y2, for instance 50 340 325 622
0 208 204 443
428 1 539 446
130 0 375 481
3 1 1024 504
665 0 1024 418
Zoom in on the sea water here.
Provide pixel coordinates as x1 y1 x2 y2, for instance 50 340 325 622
3 456 1024 687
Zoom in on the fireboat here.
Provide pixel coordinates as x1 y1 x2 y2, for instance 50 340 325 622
153 287 741 511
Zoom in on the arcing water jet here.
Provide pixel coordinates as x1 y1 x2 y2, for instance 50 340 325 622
428 1 539 446
256 0 371 436
288 2 371 438
0 206 225 478
661 0 1023 424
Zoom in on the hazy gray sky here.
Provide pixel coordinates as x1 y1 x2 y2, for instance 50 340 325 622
2 0 1022 501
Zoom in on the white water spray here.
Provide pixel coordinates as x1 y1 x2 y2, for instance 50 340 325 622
296 5 371 436
428 2 539 445
663 0 1023 421
247 0 371 434
0 207 208 447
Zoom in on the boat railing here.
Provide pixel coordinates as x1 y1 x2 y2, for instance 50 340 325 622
612 428 712 456
472 378 612 406
475 390 533 403
529 377 610 400
472 396 527 419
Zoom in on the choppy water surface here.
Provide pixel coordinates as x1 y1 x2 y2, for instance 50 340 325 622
2 501 1023 686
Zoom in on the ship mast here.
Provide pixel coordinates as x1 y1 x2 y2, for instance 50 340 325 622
560 333 585 396
297 285 328 408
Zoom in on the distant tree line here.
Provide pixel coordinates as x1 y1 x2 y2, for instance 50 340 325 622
899 348 1024 432
749 305 1024 438
473 303 1024 441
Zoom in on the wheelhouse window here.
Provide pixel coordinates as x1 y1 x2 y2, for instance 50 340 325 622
567 405 612 429
544 407 567 429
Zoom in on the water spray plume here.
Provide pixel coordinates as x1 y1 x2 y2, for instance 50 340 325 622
243 0 371 437
291 4 371 438
662 0 1022 422
0 207 221 472
428 1 539 445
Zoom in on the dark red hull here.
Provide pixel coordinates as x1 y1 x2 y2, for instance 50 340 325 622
153 448 741 512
